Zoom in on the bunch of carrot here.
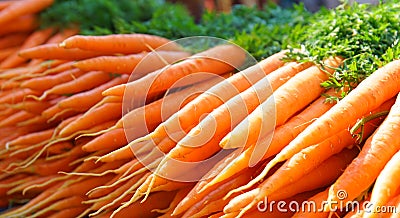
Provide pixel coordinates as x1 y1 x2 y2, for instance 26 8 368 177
0 1 400 217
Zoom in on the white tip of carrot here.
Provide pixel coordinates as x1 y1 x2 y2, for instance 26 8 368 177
59 41 66 48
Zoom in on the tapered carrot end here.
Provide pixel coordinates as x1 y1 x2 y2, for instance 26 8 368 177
219 134 231 149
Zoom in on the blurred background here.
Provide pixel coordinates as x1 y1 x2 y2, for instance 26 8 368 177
170 0 380 21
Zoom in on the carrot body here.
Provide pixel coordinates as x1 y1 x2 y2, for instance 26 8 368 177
0 46 19 61
0 33 28 49
73 50 190 76
81 128 127 152
21 68 85 91
9 100 53 115
1 27 55 68
327 93 400 209
42 71 112 96
18 44 118 60
60 33 182 54
0 0 54 25
59 102 122 137
48 207 88 218
57 75 128 111
0 110 35 127
0 88 40 104
0 15 38 36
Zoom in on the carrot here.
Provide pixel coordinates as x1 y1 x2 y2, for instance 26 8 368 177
58 102 122 137
0 33 29 49
0 14 38 36
0 88 40 104
104 190 178 218
0 110 36 127
0 46 19 61
21 68 85 92
178 61 311 150
0 181 64 217
81 128 127 152
0 0 54 25
57 75 128 111
291 189 329 218
18 44 118 60
233 147 359 217
29 195 85 218
364 150 400 218
48 206 88 218
270 60 400 179
1 27 55 68
123 44 246 108
202 90 339 191
326 93 400 210
37 61 75 77
7 174 59 195
73 50 190 76
0 0 15 10
228 97 394 198
220 57 342 149
0 79 20 90
156 186 193 218
44 28 79 44
129 50 287 152
7 100 53 115
10 59 68 80
9 175 113 218
60 33 183 54
39 71 112 99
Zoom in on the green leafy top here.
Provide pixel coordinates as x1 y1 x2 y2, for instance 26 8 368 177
285 2 400 97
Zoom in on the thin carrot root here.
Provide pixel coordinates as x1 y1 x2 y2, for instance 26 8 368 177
76 125 117 139
89 176 147 217
22 175 68 195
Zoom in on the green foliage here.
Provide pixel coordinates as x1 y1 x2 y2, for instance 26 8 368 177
285 2 400 96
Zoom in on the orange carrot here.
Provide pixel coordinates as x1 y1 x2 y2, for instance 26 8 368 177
0 0 15 10
291 189 330 218
57 75 128 111
0 110 36 127
45 28 79 44
39 71 112 98
8 100 53 115
220 57 342 149
60 33 183 54
73 50 190 76
21 68 85 91
58 102 122 137
0 15 38 36
123 44 245 108
0 33 28 49
48 207 88 218
18 44 118 60
327 93 400 210
29 195 85 218
1 27 55 68
0 46 19 61
81 128 127 152
0 88 40 104
365 150 400 218
0 0 54 25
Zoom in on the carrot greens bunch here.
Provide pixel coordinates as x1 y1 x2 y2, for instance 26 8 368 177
285 1 400 97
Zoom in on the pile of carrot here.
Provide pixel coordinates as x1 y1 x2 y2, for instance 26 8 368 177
0 0 400 218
